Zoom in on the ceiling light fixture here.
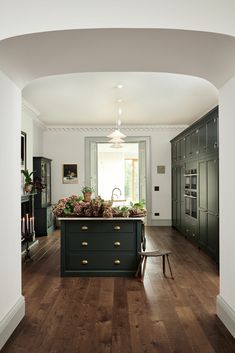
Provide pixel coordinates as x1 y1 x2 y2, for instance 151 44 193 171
107 87 126 148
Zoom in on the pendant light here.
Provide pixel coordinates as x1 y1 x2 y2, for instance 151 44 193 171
107 95 126 148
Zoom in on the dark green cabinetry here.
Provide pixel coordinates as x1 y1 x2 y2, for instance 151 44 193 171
33 157 54 236
60 219 143 277
171 106 219 263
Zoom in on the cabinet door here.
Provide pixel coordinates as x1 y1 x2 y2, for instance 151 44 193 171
207 213 219 261
185 134 191 159
199 161 207 210
207 159 218 214
199 210 207 247
181 138 186 160
172 200 177 227
191 129 199 157
176 166 181 201
176 201 181 228
207 118 218 154
172 142 177 163
176 140 181 160
199 124 207 154
172 167 177 201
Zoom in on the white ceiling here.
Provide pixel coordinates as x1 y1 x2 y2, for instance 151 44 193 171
23 72 218 126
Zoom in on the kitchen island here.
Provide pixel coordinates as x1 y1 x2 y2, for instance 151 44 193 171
59 217 145 277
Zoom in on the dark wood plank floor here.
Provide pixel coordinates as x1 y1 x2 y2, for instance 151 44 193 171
2 227 235 353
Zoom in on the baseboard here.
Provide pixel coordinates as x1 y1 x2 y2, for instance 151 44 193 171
0 295 25 350
148 219 172 226
217 295 235 338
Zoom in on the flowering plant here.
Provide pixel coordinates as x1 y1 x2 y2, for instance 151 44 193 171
52 195 147 218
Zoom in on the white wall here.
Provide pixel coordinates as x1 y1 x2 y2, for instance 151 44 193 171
22 102 44 173
217 76 235 337
0 71 24 349
43 127 185 224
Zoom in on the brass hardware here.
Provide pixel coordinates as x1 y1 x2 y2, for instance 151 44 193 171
114 226 121 230
114 241 121 247
82 226 88 230
82 241 88 247
81 260 88 265
114 259 120 265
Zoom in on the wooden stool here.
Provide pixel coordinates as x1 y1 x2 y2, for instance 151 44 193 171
135 250 174 282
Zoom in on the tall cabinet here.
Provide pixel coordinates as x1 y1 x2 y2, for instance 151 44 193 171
171 107 219 263
33 157 54 236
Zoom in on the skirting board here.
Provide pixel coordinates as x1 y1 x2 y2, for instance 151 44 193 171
0 296 25 350
217 295 235 338
149 219 172 226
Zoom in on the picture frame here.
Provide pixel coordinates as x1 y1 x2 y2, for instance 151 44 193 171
62 164 78 184
21 131 27 170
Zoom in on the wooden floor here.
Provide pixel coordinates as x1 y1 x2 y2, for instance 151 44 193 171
2 227 235 353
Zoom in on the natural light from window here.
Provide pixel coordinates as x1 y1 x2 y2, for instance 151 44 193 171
97 143 139 205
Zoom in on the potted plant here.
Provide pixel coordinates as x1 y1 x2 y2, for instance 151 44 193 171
81 186 94 202
21 169 34 193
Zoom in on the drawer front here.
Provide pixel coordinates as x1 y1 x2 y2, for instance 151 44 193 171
67 252 137 270
67 221 134 233
67 232 136 251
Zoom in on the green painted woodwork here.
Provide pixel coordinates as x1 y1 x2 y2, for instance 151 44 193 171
60 219 143 277
171 106 219 263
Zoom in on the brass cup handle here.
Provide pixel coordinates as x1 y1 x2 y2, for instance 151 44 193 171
114 226 121 230
114 259 120 265
82 241 88 247
82 226 88 230
114 241 121 247
82 260 88 265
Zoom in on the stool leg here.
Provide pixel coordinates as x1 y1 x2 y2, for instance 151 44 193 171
141 256 147 282
135 256 144 278
162 255 166 276
166 254 174 279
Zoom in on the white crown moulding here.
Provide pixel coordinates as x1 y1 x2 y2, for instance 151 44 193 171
45 125 188 132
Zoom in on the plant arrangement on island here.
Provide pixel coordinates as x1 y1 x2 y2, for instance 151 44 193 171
52 194 147 218
81 185 95 202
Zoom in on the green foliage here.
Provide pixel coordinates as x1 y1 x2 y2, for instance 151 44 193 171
82 186 94 193
21 169 34 184
130 199 146 210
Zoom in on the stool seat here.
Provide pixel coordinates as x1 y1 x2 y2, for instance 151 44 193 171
135 249 174 282
138 250 172 257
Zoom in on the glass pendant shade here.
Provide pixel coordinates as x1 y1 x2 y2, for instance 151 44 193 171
107 129 126 139
109 137 125 143
110 142 123 148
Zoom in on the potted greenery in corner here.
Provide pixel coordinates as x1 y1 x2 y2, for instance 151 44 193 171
21 169 34 193
81 186 94 202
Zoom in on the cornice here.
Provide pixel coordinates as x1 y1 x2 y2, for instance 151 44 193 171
22 99 47 130
45 125 188 133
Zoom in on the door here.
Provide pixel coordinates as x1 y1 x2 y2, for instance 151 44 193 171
199 124 207 155
207 118 218 154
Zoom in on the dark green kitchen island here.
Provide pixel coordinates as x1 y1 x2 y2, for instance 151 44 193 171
59 217 145 277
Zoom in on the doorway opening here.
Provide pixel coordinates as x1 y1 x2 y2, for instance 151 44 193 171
85 136 151 224
97 142 139 203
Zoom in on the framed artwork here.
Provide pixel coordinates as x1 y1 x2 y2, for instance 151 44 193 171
63 164 78 184
21 131 27 170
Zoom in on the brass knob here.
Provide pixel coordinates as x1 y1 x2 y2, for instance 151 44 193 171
114 259 120 265
114 241 120 247
82 226 88 230
114 226 121 230
82 260 88 265
82 241 88 247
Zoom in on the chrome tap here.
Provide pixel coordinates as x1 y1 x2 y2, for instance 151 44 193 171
111 187 122 201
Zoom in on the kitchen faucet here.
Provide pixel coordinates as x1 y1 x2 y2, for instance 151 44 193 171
111 187 122 201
